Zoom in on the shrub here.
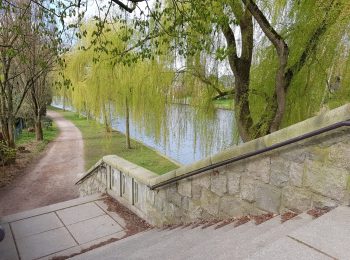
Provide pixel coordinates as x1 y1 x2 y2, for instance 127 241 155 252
42 117 53 129
0 141 16 165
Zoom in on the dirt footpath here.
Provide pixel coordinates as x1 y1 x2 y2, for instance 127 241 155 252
0 110 85 217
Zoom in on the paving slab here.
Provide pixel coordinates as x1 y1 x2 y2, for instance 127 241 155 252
11 213 63 239
94 200 127 228
289 206 350 259
0 223 19 260
56 202 105 225
16 227 77 260
1 194 104 224
247 237 332 260
67 215 123 244
39 230 127 260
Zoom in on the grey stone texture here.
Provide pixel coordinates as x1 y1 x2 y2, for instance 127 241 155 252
211 173 227 196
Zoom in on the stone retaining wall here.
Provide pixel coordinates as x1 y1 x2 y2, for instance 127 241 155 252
78 105 350 226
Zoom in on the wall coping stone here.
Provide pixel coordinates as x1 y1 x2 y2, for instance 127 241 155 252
77 155 158 186
103 155 158 185
150 104 350 186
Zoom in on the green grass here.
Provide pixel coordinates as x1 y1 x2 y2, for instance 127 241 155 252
49 106 178 175
16 122 59 152
213 99 234 110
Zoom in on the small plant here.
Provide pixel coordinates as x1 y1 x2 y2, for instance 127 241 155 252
0 141 16 165
42 117 53 129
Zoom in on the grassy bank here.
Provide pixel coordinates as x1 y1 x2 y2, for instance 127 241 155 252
16 123 59 151
50 106 178 175
213 99 234 110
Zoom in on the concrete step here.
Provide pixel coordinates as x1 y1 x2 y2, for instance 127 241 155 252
248 206 350 260
175 216 281 260
71 220 255 260
70 207 349 260
214 213 313 260
70 225 201 260
121 222 251 260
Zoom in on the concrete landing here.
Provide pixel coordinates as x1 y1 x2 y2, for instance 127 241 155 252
0 194 126 260
249 206 350 259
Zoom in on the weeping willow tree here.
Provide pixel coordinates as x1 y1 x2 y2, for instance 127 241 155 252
57 22 174 148
82 0 350 142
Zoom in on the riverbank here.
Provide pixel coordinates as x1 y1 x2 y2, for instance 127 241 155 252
0 119 59 188
50 106 178 175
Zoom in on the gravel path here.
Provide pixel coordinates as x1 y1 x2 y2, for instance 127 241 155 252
0 110 84 217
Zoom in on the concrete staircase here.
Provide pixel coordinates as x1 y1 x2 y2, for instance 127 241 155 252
71 206 350 260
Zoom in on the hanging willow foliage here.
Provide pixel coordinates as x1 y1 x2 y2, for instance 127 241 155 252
57 22 174 144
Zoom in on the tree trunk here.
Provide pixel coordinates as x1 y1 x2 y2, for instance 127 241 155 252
125 96 131 149
102 104 112 132
35 115 43 141
222 7 255 142
1 117 15 148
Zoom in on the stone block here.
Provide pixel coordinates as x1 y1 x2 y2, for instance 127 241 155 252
163 203 182 219
240 178 256 202
270 157 290 187
192 184 202 200
154 194 164 211
329 143 350 171
311 193 339 209
279 146 309 164
282 186 311 212
305 160 348 200
246 157 270 183
200 188 220 216
289 162 304 187
192 174 211 189
146 189 155 205
308 146 330 162
255 184 281 213
181 197 190 211
188 200 203 219
178 180 192 197
225 162 246 174
211 173 227 196
227 173 241 195
219 196 247 217
167 189 182 208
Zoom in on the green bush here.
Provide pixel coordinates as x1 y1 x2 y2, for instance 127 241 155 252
0 142 16 165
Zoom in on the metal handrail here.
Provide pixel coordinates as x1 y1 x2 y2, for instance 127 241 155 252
75 163 106 185
150 120 350 190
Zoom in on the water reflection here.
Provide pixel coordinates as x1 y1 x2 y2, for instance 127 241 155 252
52 98 237 165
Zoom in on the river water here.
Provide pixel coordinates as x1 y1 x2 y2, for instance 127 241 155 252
52 99 237 165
